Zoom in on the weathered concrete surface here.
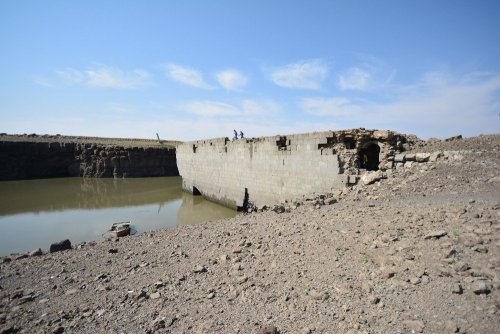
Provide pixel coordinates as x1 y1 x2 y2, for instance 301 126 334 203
177 129 411 209
0 140 178 180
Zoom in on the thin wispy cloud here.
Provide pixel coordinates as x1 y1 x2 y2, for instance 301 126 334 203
32 76 53 87
56 68 85 84
164 64 213 89
180 101 238 117
338 67 371 91
216 69 248 91
56 66 150 89
300 97 358 116
53 67 149 89
269 59 328 90
107 102 136 114
180 99 282 118
241 99 282 116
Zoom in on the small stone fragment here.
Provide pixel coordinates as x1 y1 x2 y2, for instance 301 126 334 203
471 280 491 295
424 230 447 239
451 283 463 294
150 292 161 300
52 327 64 334
258 325 279 334
403 319 425 333
193 265 207 273
445 320 459 333
308 289 329 301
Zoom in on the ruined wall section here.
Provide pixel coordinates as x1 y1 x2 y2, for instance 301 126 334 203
177 129 407 209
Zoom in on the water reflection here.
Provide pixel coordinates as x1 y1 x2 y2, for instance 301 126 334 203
177 192 237 226
0 177 182 216
0 177 237 256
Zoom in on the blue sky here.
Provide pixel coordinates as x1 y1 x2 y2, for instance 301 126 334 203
1 0 499 141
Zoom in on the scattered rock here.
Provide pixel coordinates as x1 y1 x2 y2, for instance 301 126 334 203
49 239 71 253
29 248 43 256
150 292 161 300
445 135 462 141
424 230 447 239
360 170 386 185
415 153 431 162
403 320 425 333
308 289 329 301
193 265 207 273
258 325 279 334
451 283 463 294
52 327 64 334
0 325 17 334
445 320 459 333
471 280 491 295
65 289 78 295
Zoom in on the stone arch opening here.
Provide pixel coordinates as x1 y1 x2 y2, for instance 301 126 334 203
192 186 202 196
359 143 380 171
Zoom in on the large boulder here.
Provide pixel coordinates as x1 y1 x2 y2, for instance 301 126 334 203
415 153 431 162
49 239 72 253
360 170 386 185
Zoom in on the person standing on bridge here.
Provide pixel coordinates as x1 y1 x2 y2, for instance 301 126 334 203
233 129 238 141
239 130 244 139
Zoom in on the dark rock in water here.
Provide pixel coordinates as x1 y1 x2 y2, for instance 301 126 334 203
50 239 72 253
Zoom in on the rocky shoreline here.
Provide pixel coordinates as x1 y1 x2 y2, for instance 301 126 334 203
1 135 499 333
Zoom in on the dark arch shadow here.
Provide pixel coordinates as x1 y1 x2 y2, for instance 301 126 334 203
192 186 202 196
359 143 380 171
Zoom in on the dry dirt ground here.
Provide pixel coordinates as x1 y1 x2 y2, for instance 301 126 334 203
1 135 499 334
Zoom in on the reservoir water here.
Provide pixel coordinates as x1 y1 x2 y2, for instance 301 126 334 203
0 177 237 256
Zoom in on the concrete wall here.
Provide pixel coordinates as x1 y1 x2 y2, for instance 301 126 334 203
0 141 178 180
177 129 406 209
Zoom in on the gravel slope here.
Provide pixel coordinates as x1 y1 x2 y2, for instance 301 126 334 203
1 135 499 334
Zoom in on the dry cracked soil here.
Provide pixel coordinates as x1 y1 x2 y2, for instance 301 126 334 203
1 135 499 334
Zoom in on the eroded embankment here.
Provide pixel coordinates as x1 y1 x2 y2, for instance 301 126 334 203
0 134 179 180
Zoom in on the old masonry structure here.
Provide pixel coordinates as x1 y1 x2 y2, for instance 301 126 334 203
176 129 416 210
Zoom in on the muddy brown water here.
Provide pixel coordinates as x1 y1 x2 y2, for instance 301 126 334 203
0 176 237 256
